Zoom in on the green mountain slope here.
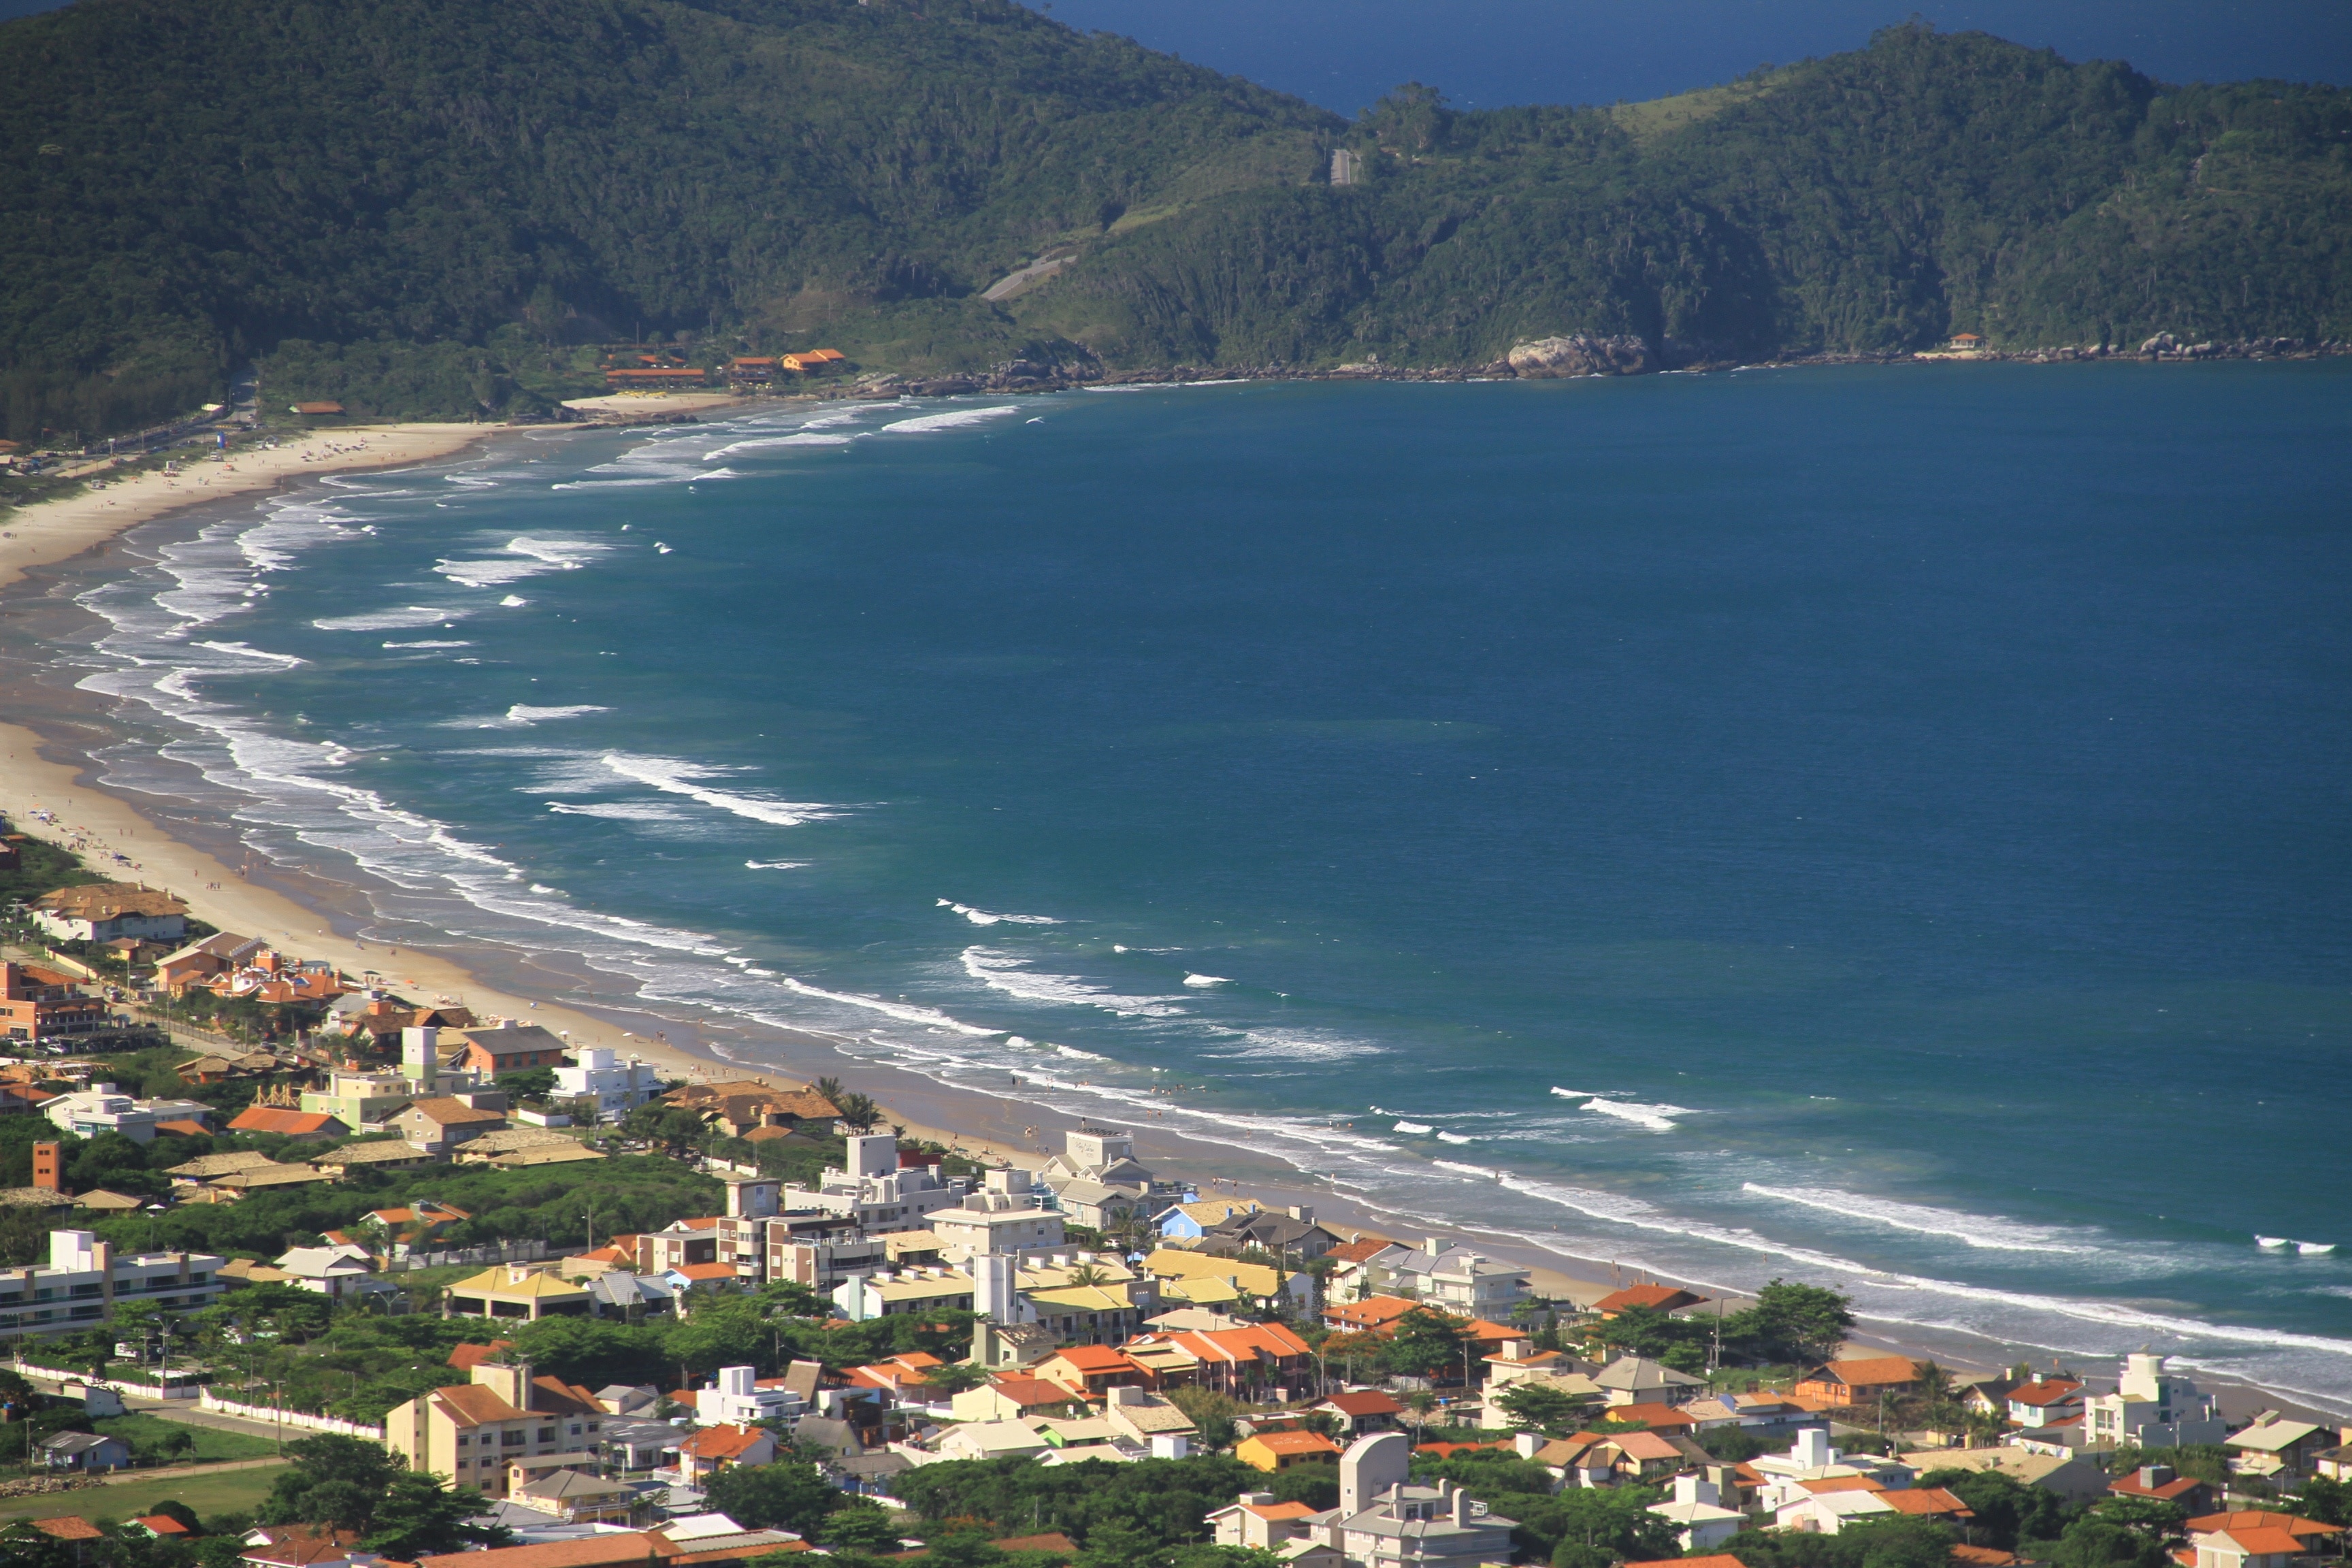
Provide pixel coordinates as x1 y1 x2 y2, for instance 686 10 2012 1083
2 1 2347 437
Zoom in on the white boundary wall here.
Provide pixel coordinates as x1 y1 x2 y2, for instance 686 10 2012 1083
198 1389 385 1439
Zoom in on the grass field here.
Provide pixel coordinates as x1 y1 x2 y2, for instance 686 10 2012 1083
0 1460 285 1526
95 1413 279 1463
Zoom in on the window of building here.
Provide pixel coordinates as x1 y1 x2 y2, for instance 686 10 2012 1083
537 1428 555 1443
501 1431 524 1446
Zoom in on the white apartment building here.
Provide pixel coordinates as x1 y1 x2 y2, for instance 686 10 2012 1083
0 1230 225 1334
551 1048 665 1119
42 1083 214 1144
928 1168 1066 1260
789 1134 970 1230
694 1364 802 1427
2083 1353 2226 1450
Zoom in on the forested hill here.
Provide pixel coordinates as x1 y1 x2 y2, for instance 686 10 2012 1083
3 0 2348 437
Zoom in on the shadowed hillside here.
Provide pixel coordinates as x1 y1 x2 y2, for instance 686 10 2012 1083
1 0 2346 434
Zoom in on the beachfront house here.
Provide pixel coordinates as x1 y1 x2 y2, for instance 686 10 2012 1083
29 883 189 944
549 1048 665 1119
1793 1356 1922 1408
1160 1196 1263 1240
448 1022 568 1076
2082 1353 2225 1450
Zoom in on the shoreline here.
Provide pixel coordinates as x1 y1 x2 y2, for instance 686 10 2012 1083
0 391 2342 1431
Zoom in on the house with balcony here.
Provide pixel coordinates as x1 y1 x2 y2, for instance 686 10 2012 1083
383 1357 604 1501
2083 1354 2225 1450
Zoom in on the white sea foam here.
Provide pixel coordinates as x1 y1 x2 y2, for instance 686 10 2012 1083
776 977 1002 1037
1742 1183 2097 1255
2302 1243 2338 1256
314 606 468 632
599 752 847 828
1571 1094 1690 1132
745 860 807 870
501 595 527 607
1183 973 1231 987
1219 1028 1385 1062
434 535 611 588
702 433 857 459
2259 1237 2293 1249
1435 1159 1501 1179
938 899 1062 926
546 801 687 821
880 406 1023 434
1436 1131 1479 1145
382 639 472 649
1393 1120 1434 1134
959 947 1187 1017
196 641 305 666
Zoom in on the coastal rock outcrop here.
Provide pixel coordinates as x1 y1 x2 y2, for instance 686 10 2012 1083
1507 334 1654 376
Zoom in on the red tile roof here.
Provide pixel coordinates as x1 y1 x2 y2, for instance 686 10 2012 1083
1881 1488 1975 1518
448 1339 516 1371
136 1515 195 1535
1318 1390 1405 1417
2007 1378 2085 1407
1325 1238 1393 1265
1594 1282 1708 1313
1801 1477 1887 1495
1051 1344 1141 1373
2113 1473 2205 1501
35 1518 105 1540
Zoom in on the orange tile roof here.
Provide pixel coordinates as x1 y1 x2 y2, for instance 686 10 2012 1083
681 1424 768 1459
985 1376 1074 1408
1241 1502 1320 1521
1052 1344 1141 1372
1594 1281 1707 1313
1326 1238 1392 1264
1325 1294 1418 1329
2187 1514 2342 1539
227 1105 340 1135
1953 1549 2023 1567
430 1384 527 1426
1882 1488 1974 1518
1245 1430 1343 1456
1629 1556 1746 1568
448 1339 516 1371
1803 1476 1887 1495
1809 1356 1923 1388
135 1515 194 1536
1614 1401 1698 1430
2113 1473 2205 1501
2208 1529 2306 1556
414 1535 674 1568
35 1517 105 1540
675 1262 738 1281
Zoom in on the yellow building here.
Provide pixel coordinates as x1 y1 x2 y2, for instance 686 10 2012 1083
1144 1247 1290 1305
1235 1429 1344 1472
383 1358 606 1500
444 1263 593 1322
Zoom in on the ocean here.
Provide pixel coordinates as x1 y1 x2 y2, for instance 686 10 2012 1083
33 362 2352 1411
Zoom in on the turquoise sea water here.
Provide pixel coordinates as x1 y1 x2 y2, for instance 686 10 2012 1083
57 363 2352 1408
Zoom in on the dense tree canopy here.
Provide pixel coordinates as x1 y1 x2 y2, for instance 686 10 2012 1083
1 2 2345 437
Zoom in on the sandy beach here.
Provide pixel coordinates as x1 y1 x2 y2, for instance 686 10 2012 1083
0 424 502 595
